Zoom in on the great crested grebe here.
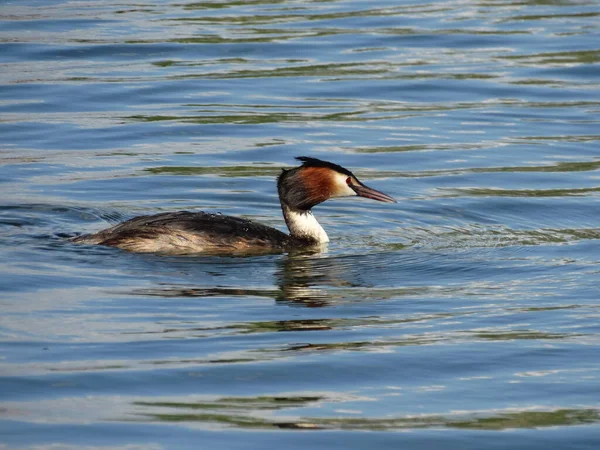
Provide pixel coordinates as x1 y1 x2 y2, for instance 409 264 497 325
72 157 396 254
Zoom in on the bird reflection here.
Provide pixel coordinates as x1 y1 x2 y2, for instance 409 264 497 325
128 250 377 308
275 252 362 307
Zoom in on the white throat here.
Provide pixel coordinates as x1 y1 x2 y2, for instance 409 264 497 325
281 204 329 244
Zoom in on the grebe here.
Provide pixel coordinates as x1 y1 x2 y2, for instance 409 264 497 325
72 157 396 254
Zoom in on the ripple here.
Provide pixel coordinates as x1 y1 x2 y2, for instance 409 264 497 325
2 0 600 447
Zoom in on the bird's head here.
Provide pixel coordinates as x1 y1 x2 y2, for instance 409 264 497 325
277 156 396 211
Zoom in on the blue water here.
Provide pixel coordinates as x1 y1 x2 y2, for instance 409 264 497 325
2 0 600 448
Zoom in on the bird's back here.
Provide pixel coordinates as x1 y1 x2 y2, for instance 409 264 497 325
72 211 295 254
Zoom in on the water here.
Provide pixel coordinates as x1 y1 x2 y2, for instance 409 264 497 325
1 0 600 448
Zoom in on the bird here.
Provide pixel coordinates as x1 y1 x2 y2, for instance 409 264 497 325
72 157 396 254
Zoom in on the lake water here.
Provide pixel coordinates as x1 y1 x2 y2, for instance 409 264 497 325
1 0 600 448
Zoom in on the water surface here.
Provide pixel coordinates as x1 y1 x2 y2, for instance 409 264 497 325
1 0 600 449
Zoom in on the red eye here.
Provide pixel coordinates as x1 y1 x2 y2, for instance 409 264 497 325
346 177 352 186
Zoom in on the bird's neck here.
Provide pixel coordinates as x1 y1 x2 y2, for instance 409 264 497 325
281 203 329 244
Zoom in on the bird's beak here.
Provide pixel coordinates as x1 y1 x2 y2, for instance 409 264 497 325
351 182 397 203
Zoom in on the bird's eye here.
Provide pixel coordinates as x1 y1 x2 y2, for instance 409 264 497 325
346 177 352 186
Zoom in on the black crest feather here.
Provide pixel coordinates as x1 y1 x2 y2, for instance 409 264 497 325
295 156 353 177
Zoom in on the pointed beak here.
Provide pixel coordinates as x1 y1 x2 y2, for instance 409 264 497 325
351 182 397 203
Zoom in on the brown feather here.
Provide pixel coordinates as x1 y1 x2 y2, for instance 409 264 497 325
299 167 336 206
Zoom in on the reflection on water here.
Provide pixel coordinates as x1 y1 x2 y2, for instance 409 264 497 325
126 256 361 307
2 0 600 448
134 404 600 431
128 251 486 307
3 393 599 432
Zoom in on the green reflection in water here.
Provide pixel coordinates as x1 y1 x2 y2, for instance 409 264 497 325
136 395 323 411
476 160 600 173
274 329 582 354
183 0 332 11
192 62 392 78
177 4 452 23
501 11 600 22
512 135 600 142
145 165 282 177
449 186 600 197
474 331 581 340
127 110 363 124
502 50 600 65
148 58 496 80
152 58 251 67
132 399 600 430
227 314 457 334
